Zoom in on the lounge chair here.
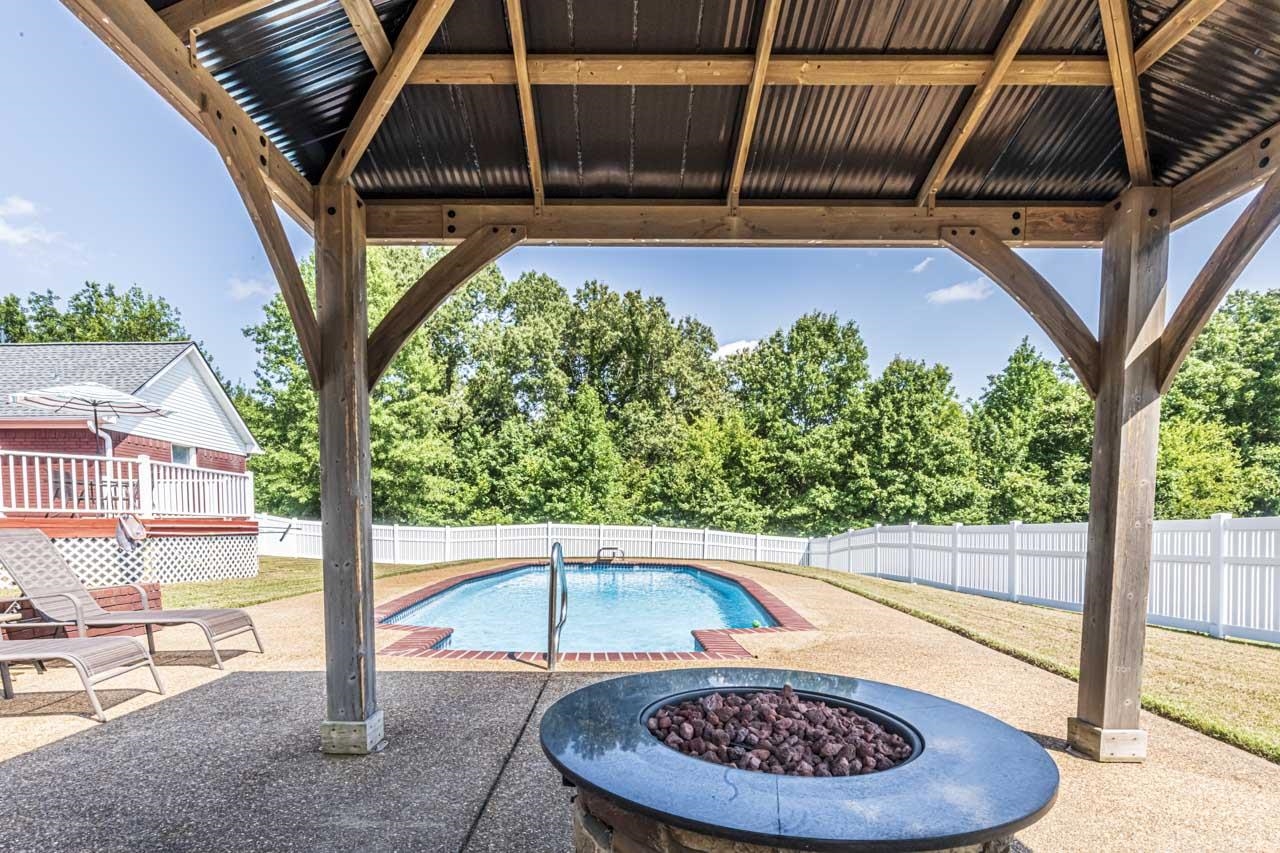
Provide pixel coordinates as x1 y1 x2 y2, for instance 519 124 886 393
0 627 164 722
0 528 264 669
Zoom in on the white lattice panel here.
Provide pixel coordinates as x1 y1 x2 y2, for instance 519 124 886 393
0 534 258 588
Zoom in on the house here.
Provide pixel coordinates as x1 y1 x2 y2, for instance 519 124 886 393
0 342 261 589
0 341 259 471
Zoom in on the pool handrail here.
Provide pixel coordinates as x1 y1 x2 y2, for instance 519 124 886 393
547 542 569 670
596 547 625 563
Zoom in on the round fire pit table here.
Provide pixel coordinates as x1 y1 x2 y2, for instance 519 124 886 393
540 668 1058 853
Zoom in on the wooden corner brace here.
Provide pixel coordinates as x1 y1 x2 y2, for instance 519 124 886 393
366 224 527 387
942 225 1101 396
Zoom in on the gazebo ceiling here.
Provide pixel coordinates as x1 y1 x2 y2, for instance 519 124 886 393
155 0 1279 206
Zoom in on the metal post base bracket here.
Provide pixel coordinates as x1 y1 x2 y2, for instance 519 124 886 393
321 710 386 755
1067 717 1146 763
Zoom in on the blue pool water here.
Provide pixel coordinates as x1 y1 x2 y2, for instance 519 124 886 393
386 563 777 652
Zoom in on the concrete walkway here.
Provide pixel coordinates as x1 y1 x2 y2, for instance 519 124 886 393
2 560 1278 851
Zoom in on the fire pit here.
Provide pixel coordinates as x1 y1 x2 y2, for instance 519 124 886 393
540 669 1058 852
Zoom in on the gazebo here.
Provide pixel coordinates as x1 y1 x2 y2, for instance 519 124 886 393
63 0 1279 761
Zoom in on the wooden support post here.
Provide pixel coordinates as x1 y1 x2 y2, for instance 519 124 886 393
1069 186 1170 763
315 183 382 755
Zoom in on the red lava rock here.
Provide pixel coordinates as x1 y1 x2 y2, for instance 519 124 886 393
648 687 912 777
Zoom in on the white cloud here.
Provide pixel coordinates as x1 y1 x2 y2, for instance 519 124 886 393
0 196 37 217
910 257 934 274
926 277 995 305
228 276 276 301
0 195 57 247
713 339 759 360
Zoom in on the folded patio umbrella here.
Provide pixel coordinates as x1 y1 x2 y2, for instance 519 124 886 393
8 382 172 455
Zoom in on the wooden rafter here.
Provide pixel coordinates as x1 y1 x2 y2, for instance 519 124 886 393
504 0 545 212
916 0 1050 207
727 0 784 214
1134 0 1229 72
409 53 1112 87
365 201 1106 247
367 225 526 386
158 0 273 35
202 102 321 387
322 0 456 186
338 0 393 70
59 0 315 231
943 225 1101 395
1160 167 1280 393
1098 0 1153 185
1172 120 1278 228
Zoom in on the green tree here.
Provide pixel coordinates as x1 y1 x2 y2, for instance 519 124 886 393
7 282 188 342
859 357 983 524
1156 418 1248 518
970 340 1093 523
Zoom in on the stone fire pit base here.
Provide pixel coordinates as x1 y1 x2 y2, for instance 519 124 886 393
572 791 1012 853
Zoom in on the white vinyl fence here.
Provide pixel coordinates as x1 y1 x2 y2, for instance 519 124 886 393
808 515 1280 644
256 513 1280 645
255 515 810 566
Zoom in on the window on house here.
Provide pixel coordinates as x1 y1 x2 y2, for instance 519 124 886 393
171 445 195 467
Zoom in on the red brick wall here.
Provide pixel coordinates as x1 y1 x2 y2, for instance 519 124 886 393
196 447 248 473
107 431 172 462
0 583 163 640
0 427 100 455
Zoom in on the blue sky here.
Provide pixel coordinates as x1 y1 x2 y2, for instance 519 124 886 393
2 4 1275 400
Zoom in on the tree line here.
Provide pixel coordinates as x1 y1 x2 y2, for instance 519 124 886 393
3 251 1277 534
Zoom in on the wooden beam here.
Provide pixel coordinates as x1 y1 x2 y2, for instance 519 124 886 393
202 103 321 387
942 225 1100 395
367 225 525 386
158 0 273 35
1172 120 1279 228
314 182 382 755
916 0 1050 207
409 53 1112 87
504 0 545 211
339 0 393 70
59 0 315 232
727 0 783 213
1134 0 1228 72
366 201 1107 247
1160 168 1280 393
1069 186 1170 763
1098 0 1153 185
322 0 456 185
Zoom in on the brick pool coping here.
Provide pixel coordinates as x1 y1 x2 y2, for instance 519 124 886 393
374 559 814 661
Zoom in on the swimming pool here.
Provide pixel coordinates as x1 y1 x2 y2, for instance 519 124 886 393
383 562 779 652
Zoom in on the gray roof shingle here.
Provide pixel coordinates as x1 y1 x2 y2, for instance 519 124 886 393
0 342 194 419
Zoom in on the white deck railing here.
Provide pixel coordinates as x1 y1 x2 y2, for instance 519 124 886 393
0 450 254 519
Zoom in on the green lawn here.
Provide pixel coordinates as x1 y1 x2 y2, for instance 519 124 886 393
162 556 474 610
749 562 1280 764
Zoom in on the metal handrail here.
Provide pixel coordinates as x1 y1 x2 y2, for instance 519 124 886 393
547 542 569 671
596 546 625 563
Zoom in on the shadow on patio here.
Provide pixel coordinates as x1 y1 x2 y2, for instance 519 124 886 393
0 671 603 853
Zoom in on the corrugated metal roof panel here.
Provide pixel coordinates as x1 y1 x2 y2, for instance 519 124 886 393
743 85 966 199
1143 0 1280 185
196 0 377 179
533 85 742 198
522 0 759 52
939 86 1128 200
772 0 1016 53
428 0 510 52
354 85 530 198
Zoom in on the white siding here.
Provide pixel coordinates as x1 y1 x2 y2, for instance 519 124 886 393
114 352 252 455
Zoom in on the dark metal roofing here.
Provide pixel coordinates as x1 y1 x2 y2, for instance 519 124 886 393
152 0 1280 203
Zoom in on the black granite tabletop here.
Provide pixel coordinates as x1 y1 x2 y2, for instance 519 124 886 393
540 668 1059 852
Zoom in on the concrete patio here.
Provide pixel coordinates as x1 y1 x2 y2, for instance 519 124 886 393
2 561 1278 851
